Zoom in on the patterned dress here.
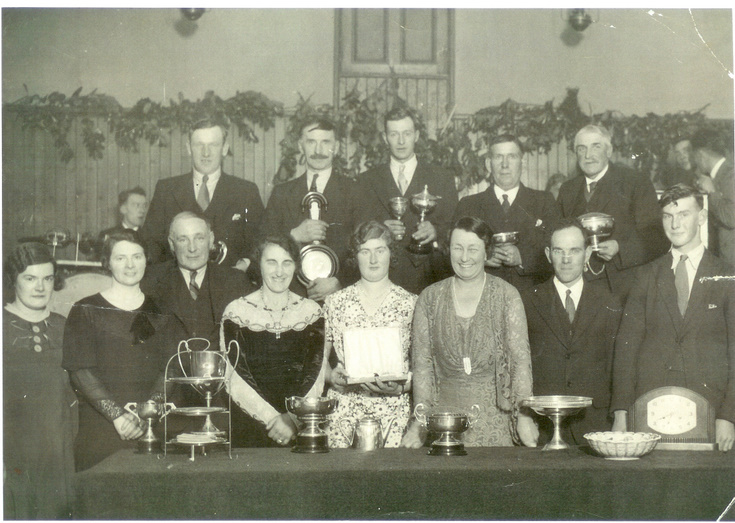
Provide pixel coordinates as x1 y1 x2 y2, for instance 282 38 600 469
323 283 417 448
3 307 75 519
412 276 533 446
221 292 324 447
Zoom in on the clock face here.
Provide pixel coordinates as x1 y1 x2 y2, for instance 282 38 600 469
647 394 697 435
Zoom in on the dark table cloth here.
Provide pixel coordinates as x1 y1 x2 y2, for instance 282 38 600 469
75 446 735 520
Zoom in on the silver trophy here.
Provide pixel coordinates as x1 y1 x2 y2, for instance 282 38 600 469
298 191 340 285
522 395 592 450
388 196 409 241
285 396 338 453
414 403 480 456
578 212 614 252
408 185 441 254
124 400 175 453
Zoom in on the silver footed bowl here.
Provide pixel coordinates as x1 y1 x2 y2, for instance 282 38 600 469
285 396 338 417
426 412 471 433
522 395 593 411
491 231 520 246
578 212 614 236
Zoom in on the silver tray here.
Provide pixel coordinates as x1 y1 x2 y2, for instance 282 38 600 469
170 435 226 447
522 395 592 409
170 406 226 416
167 376 225 385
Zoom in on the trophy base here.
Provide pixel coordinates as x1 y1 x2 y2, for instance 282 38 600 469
407 241 432 255
428 444 467 456
136 438 161 454
292 433 329 454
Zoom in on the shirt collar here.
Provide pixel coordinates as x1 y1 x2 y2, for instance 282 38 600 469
120 221 139 231
193 169 221 184
670 242 705 271
710 157 726 180
585 164 609 186
390 154 418 172
179 265 207 286
553 275 584 306
307 167 332 192
493 183 520 205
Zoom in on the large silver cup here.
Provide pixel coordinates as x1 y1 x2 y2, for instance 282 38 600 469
408 185 441 254
414 403 480 456
578 212 614 252
285 396 338 453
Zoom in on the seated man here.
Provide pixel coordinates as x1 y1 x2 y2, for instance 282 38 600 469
611 184 735 452
522 220 622 444
98 186 148 241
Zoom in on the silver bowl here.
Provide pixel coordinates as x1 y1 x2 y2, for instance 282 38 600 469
285 396 338 417
578 212 614 250
491 231 520 246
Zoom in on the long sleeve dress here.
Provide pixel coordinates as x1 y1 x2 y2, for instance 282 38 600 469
323 283 417 448
3 307 75 519
221 292 325 447
412 276 533 446
61 293 167 471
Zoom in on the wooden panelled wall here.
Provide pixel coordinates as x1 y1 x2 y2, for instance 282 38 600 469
2 110 571 253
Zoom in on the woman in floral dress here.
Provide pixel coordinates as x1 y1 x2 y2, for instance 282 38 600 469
324 221 417 447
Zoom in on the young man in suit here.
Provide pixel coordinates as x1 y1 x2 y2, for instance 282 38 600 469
691 128 735 266
141 118 264 269
611 184 735 452
455 134 559 291
357 106 458 294
521 220 622 444
259 118 359 300
96 186 148 259
557 124 668 300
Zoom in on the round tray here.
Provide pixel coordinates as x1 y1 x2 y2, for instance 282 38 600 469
171 435 226 446
170 406 226 416
298 244 339 284
167 376 225 385
522 395 593 409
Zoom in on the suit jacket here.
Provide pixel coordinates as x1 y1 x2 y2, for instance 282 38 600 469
456 184 559 291
557 163 668 298
140 173 264 266
141 261 253 350
521 279 623 442
356 161 458 294
260 171 360 287
611 250 735 423
707 159 735 266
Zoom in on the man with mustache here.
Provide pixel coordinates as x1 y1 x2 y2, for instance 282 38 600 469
557 124 668 301
260 118 359 300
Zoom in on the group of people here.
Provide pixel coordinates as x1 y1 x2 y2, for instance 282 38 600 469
4 106 734 519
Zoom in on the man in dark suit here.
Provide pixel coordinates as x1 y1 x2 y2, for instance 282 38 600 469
455 134 559 291
521 219 622 444
356 107 458 294
260 118 359 300
141 211 252 350
611 184 735 452
96 186 148 259
557 124 668 300
141 118 264 269
691 128 735 266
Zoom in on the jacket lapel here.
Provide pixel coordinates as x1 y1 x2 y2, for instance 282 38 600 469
530 281 571 348
571 283 603 342
173 173 198 210
655 254 684 333
681 250 714 331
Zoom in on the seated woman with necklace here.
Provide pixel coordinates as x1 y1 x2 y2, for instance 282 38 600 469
403 216 538 448
323 221 417 448
222 235 324 447
62 231 168 471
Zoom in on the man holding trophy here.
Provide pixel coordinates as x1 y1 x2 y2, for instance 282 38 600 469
357 106 458 294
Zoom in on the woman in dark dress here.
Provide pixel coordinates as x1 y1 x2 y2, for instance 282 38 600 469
222 235 324 447
62 231 167 471
3 243 75 519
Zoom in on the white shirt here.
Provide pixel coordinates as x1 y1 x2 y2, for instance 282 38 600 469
120 221 139 231
553 276 584 310
390 154 418 192
670 243 705 296
493 184 520 207
193 169 221 199
585 164 609 191
179 265 207 289
710 157 726 181
306 167 332 193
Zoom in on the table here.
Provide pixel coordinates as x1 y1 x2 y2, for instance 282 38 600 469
75 446 734 520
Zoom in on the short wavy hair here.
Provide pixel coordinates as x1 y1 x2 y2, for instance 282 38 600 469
249 234 302 286
100 231 147 271
347 220 396 268
449 216 494 251
3 242 64 304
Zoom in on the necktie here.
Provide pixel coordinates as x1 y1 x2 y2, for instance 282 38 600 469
675 254 689 316
565 289 576 324
585 181 598 203
501 194 510 214
189 270 199 300
397 164 407 195
309 173 319 193
197 175 210 211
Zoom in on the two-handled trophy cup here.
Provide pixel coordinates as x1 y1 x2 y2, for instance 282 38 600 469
388 197 409 241
408 185 441 254
414 403 480 456
285 396 338 453
124 400 175 453
297 191 340 285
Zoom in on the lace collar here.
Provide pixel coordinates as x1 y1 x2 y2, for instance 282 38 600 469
222 291 322 337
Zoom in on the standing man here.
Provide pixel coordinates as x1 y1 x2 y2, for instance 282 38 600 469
611 184 735 452
658 138 697 189
98 186 148 241
141 118 264 269
521 220 622 444
141 212 252 347
357 107 458 294
690 128 735 266
260 118 359 300
558 124 667 300
455 134 559 291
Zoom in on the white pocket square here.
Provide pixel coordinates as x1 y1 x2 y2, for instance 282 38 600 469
232 213 241 221
708 304 718 309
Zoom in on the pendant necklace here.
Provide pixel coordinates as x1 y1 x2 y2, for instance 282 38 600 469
261 289 290 339
451 273 486 375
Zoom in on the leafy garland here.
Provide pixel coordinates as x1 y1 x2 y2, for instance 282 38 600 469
4 86 730 190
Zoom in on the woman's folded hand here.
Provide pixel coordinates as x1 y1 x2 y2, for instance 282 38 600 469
113 412 145 441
